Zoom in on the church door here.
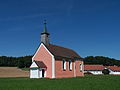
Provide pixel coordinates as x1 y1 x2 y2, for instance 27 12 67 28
42 69 45 78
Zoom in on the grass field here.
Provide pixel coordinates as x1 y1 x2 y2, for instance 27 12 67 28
0 75 120 90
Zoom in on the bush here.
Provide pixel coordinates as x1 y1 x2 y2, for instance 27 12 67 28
84 72 93 75
17 59 32 68
102 69 110 75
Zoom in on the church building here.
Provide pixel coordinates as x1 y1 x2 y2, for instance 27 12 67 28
30 21 84 78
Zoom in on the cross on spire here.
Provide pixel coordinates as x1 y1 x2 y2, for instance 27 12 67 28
43 20 49 34
41 20 49 34
44 20 47 25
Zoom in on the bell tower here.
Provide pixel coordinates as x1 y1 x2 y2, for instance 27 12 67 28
41 20 50 46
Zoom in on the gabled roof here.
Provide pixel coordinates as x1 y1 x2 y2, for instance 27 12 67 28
84 65 105 71
107 66 120 71
47 44 81 60
32 61 47 68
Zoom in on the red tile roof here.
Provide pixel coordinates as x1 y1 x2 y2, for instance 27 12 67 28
47 44 81 59
84 65 105 71
107 66 120 71
34 61 47 68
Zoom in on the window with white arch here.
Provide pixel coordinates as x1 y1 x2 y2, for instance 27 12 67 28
80 64 83 72
62 59 66 70
69 60 72 70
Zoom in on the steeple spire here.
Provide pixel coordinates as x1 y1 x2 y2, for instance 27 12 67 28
41 20 49 35
41 20 50 46
43 20 47 33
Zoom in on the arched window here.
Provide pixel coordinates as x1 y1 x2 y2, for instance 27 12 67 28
80 64 82 72
62 59 66 70
69 60 72 70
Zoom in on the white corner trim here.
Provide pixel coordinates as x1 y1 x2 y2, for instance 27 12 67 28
82 61 84 73
52 56 55 78
74 61 76 77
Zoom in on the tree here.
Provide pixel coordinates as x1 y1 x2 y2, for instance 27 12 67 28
18 60 25 68
84 56 120 66
102 69 110 75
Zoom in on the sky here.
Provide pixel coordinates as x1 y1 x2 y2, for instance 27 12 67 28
0 0 120 60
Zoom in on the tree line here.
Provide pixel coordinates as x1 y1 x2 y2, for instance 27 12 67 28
84 56 120 66
0 56 32 68
0 56 120 68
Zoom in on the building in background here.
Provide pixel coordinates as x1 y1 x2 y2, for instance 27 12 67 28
84 65 105 75
84 65 120 75
107 66 120 75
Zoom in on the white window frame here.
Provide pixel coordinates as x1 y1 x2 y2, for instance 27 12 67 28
62 59 66 70
69 60 72 71
80 64 82 72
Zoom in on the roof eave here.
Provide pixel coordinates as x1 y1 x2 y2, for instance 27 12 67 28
54 55 83 61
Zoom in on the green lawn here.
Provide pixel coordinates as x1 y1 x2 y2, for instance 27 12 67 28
0 75 120 90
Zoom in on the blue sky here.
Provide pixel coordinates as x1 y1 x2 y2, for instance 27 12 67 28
0 0 120 60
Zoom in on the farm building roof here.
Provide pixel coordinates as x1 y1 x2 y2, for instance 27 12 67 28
84 65 105 71
47 44 82 60
107 66 120 71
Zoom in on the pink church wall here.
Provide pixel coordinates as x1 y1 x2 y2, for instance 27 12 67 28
55 60 75 78
32 45 52 78
75 60 84 77
55 60 84 78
